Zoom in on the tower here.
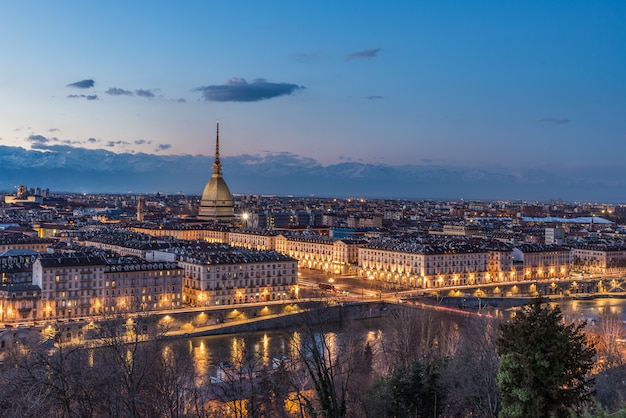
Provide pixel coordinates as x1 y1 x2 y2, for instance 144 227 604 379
137 197 145 222
198 121 235 221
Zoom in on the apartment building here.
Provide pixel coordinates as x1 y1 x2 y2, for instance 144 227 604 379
167 244 297 307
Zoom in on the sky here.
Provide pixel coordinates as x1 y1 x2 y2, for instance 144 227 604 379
0 1 625 178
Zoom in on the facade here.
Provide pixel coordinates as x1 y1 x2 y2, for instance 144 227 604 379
0 284 41 323
132 224 229 243
103 257 183 313
32 253 182 321
358 241 491 288
229 230 278 251
276 235 365 274
198 122 235 222
514 244 570 280
33 254 107 320
169 244 297 307
572 244 626 274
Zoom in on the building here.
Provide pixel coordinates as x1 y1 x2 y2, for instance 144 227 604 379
33 253 108 320
32 253 183 320
157 243 297 307
513 244 570 280
545 227 565 245
276 235 366 274
103 256 183 313
358 240 492 289
198 122 235 222
572 244 626 274
3 185 43 205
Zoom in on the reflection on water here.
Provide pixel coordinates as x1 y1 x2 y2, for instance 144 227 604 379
190 340 210 380
557 298 626 322
185 320 386 379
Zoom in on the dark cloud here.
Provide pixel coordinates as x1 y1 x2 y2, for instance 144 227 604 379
67 94 98 100
366 95 383 100
176 98 186 103
106 87 134 96
534 118 570 125
26 135 49 144
27 134 84 148
48 128 60 132
67 79 95 89
134 139 152 145
155 144 172 152
195 78 304 102
106 140 130 148
346 48 381 61
87 138 98 143
135 89 156 98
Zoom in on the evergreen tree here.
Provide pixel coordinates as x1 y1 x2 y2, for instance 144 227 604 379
497 299 596 418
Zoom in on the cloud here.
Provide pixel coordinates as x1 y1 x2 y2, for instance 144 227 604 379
106 140 130 148
106 87 134 96
26 134 85 149
67 79 95 89
26 135 49 144
176 98 186 103
67 94 98 100
134 139 152 145
346 48 381 61
87 138 98 143
195 78 304 102
155 144 172 152
48 128 60 132
366 95 383 100
135 89 156 98
534 118 570 125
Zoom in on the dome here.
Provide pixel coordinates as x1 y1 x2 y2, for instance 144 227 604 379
201 176 233 203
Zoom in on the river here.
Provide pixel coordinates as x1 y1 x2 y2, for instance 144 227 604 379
180 298 626 380
184 318 387 380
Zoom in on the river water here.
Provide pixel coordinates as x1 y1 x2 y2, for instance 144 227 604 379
181 298 626 379
184 318 387 379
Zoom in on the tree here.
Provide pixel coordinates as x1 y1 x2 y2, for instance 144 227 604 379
497 299 596 418
441 316 501 418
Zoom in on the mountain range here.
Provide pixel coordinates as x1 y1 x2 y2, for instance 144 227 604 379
0 145 623 202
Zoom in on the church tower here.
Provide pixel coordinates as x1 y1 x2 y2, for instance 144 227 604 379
198 121 235 221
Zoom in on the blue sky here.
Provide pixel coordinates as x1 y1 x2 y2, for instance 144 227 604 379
0 1 624 174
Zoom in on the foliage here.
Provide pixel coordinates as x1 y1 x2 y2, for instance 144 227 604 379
497 299 596 418
362 357 444 418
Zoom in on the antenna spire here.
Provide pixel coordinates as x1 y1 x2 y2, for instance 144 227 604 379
212 120 222 176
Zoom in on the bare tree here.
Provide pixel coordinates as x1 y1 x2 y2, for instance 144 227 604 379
440 316 501 418
287 305 374 418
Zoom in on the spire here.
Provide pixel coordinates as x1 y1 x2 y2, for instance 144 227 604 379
212 120 222 176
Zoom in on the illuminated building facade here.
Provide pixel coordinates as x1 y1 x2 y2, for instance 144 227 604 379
229 230 278 251
358 241 491 288
514 244 570 280
33 254 107 320
276 235 366 274
32 253 182 320
571 244 626 274
173 246 297 307
132 225 228 243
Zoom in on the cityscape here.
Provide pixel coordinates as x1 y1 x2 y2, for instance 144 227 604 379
0 123 625 416
2 1 625 417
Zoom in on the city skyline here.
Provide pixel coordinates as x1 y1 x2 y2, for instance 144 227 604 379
1 2 625 201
